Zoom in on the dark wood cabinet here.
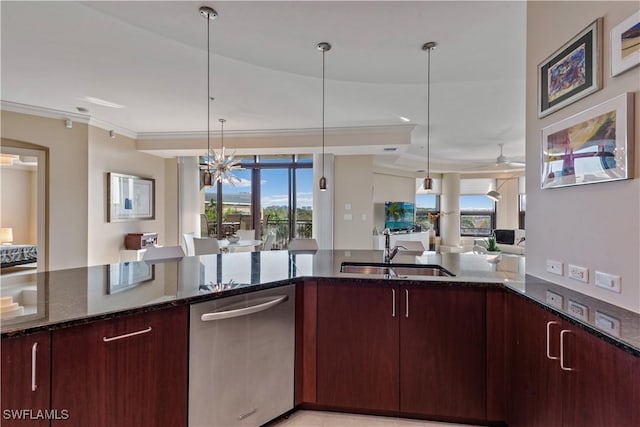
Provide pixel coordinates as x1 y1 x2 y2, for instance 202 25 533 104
316 280 399 412
508 293 640 427
507 294 563 427
562 323 639 427
399 286 486 420
51 306 188 427
1 332 51 426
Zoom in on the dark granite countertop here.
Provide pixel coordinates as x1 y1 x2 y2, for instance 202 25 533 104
1 250 638 356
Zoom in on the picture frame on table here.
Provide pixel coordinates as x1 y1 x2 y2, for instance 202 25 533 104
540 92 634 189
107 172 155 222
610 10 640 77
538 18 602 118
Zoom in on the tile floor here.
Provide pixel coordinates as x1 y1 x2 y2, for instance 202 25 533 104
270 410 483 427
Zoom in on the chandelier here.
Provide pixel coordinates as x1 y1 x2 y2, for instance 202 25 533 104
199 6 241 186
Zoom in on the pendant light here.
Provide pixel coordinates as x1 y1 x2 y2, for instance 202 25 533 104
317 42 331 191
422 41 437 191
198 6 242 187
199 6 217 187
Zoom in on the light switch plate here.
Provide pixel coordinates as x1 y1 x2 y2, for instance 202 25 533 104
343 213 353 221
568 300 588 321
568 264 588 283
595 271 621 293
595 311 621 337
546 259 563 275
545 290 563 309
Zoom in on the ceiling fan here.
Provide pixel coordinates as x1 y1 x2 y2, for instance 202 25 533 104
463 143 525 172
495 143 525 167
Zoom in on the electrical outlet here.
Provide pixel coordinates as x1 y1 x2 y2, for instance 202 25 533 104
545 290 563 309
546 259 563 276
595 271 621 293
568 300 588 321
595 311 621 337
568 264 589 283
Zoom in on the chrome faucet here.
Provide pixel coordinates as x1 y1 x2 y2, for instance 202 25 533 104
382 228 407 264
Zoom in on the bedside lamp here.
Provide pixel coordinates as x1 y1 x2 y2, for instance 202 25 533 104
0 228 14 245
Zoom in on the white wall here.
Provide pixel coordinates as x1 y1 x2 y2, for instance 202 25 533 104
372 172 416 231
333 155 374 249
87 126 171 265
0 167 35 244
526 1 640 312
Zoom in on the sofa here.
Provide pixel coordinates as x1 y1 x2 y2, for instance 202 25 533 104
494 229 526 255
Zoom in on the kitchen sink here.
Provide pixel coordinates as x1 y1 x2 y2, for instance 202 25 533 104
340 262 455 277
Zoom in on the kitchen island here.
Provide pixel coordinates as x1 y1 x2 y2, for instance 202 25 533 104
1 250 638 426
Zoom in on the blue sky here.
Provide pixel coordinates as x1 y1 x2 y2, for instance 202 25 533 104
206 168 314 208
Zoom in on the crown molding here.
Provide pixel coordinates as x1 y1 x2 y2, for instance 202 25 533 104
137 124 416 140
1 101 415 142
1 101 138 139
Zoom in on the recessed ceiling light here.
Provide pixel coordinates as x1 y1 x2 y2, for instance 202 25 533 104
383 147 397 152
83 96 125 109
76 107 89 113
416 169 425 173
399 116 411 122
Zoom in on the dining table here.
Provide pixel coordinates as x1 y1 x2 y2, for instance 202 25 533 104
217 239 262 252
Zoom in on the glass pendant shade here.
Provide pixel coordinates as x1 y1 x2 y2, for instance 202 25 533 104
203 170 213 187
423 177 433 191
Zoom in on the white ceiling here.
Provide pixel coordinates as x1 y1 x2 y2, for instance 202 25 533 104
0 1 526 173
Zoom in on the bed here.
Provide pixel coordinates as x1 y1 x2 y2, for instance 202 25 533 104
1 245 37 268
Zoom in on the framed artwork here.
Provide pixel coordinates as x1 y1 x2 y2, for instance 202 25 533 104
611 11 640 77
538 18 602 118
108 172 155 222
107 262 155 294
541 92 634 189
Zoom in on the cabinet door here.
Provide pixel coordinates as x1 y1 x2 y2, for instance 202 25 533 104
316 280 399 412
1 332 51 426
507 295 563 427
51 306 188 427
399 286 486 420
562 323 639 427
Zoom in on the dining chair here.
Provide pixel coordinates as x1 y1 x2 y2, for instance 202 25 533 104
288 238 319 251
261 233 275 251
200 214 213 238
193 237 221 255
142 246 185 262
236 229 255 240
182 232 195 256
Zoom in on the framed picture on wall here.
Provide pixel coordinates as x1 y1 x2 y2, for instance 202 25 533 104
540 92 634 189
107 172 155 222
611 11 640 77
538 18 603 118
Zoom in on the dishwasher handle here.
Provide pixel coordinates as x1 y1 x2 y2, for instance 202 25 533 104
201 295 288 321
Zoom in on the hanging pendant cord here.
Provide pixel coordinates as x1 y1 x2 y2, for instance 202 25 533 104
206 15 211 172
427 47 431 179
322 48 325 177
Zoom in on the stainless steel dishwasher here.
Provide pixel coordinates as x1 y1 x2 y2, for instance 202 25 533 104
189 285 295 427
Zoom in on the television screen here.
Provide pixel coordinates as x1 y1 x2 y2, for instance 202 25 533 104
384 202 415 231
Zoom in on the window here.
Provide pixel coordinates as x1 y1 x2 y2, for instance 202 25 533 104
415 194 440 234
519 194 526 230
460 195 495 236
202 155 312 248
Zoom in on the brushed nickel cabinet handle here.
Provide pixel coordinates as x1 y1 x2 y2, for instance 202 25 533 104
392 289 396 318
546 321 560 360
103 326 152 342
31 342 38 392
560 329 574 371
405 289 409 318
